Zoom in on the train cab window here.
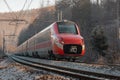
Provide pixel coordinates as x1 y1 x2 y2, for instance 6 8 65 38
58 23 78 34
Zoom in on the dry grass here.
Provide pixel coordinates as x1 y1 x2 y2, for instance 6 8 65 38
35 75 70 80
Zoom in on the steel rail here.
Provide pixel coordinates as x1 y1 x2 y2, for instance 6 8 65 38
11 55 120 80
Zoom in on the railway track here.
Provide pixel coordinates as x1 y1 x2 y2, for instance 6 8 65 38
10 55 120 80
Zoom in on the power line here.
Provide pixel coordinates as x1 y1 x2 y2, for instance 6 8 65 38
17 0 27 19
4 0 13 12
3 0 30 36
3 0 17 18
20 0 33 18
47 0 50 6
40 0 44 8
27 0 33 9
3 0 31 20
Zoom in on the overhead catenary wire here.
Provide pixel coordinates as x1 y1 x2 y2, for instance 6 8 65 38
4 0 31 20
40 0 44 8
4 0 32 36
26 0 33 10
3 0 17 19
47 0 50 6
19 0 33 18
2 0 34 52
13 0 34 35
3 0 17 36
17 0 28 19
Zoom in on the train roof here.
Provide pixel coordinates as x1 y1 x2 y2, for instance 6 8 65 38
56 20 75 24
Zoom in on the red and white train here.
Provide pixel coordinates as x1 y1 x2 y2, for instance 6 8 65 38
17 20 85 60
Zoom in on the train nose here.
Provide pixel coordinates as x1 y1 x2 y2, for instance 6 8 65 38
60 35 83 44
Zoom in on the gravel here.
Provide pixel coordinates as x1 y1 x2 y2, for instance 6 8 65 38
1 56 120 80
0 59 74 80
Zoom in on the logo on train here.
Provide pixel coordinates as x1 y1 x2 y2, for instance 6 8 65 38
70 46 77 53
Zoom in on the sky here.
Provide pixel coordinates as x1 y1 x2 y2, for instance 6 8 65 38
0 0 55 13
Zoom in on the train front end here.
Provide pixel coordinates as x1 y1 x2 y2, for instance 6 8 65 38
52 20 85 58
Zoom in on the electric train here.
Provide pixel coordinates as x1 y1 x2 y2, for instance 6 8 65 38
17 20 85 60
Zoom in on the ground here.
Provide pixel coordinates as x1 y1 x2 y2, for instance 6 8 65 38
0 58 71 80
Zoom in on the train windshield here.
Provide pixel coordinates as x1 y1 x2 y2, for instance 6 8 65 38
58 23 78 34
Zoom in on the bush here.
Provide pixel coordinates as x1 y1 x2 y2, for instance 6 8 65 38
91 26 108 56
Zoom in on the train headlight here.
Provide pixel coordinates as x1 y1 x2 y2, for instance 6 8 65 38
82 44 85 50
